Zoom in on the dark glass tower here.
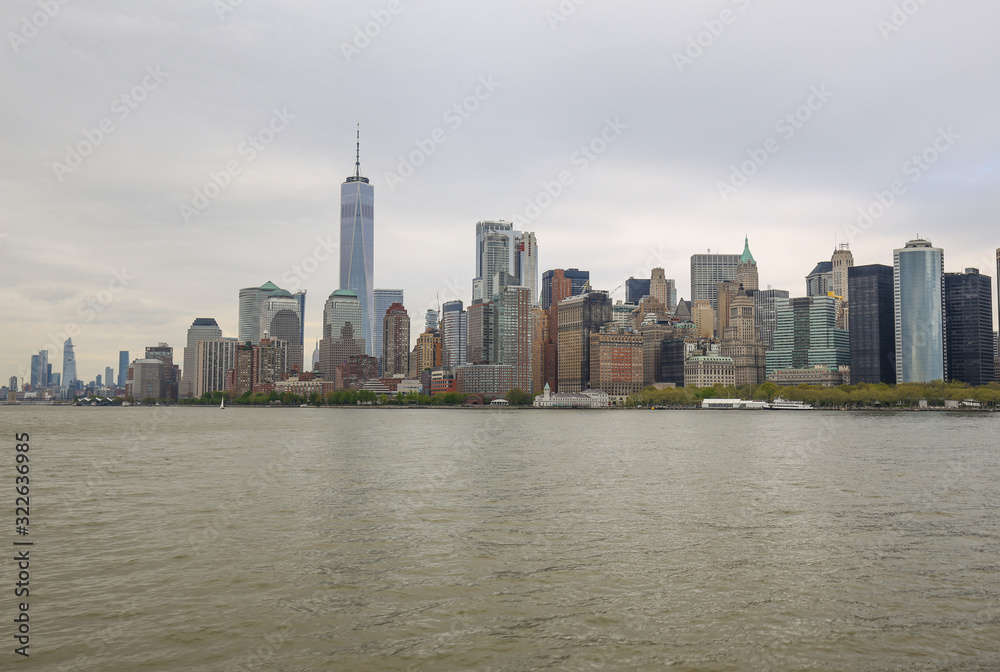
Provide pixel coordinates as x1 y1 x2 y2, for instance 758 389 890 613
625 277 651 304
540 268 589 309
848 264 896 384
944 268 994 386
340 130 375 356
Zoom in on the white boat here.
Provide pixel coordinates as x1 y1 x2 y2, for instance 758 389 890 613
701 399 769 410
220 396 226 410
768 397 814 410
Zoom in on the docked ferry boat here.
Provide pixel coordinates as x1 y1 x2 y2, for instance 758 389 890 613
767 397 814 410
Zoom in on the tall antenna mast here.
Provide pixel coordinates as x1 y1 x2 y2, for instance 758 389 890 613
354 122 361 180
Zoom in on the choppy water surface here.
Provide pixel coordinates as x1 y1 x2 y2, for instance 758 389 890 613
10 407 1000 670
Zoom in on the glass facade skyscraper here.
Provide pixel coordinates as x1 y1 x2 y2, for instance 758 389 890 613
238 281 280 344
625 278 651 304
61 338 77 393
746 288 790 351
340 143 375 356
765 296 850 377
441 300 468 367
848 264 896 385
944 268 994 386
894 239 945 383
118 351 129 388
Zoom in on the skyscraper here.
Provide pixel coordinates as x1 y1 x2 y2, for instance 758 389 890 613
104 366 114 389
61 338 77 394
238 281 280 344
118 351 129 388
690 252 739 311
625 277 651 304
515 231 539 306
145 343 180 401
720 287 766 386
944 268 994 386
831 244 854 301
747 288 790 351
497 286 532 392
195 338 238 397
735 237 759 291
340 132 375 356
806 262 834 297
319 289 365 378
474 220 516 301
650 268 677 312
716 280 739 337
373 288 404 373
38 349 48 387
259 290 304 373
541 268 590 309
440 300 468 367
424 309 439 333
848 264 896 385
293 290 307 348
382 302 410 377
557 291 612 392
467 300 497 365
30 350 48 388
766 296 850 377
590 326 644 397
894 239 945 383
181 318 223 398
480 231 512 302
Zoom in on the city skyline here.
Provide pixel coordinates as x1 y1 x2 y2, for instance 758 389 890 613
2 2 1000 380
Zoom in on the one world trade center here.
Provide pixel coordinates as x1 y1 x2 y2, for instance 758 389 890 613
340 129 375 356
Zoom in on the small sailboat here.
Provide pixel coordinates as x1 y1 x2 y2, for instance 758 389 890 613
220 396 226 410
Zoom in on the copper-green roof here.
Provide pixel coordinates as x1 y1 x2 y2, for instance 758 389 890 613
329 289 358 299
260 281 280 291
739 236 755 264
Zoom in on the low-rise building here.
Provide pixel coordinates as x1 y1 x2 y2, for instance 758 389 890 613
768 365 851 387
533 383 610 408
684 355 735 388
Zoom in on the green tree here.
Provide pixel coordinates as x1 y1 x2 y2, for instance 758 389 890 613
506 388 534 406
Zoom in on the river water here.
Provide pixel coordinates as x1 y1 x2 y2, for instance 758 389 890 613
6 406 1000 670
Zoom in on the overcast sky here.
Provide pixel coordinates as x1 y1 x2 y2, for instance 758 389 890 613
2 0 998 383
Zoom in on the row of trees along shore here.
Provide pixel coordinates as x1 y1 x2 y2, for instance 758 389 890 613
628 381 1000 409
96 382 1000 409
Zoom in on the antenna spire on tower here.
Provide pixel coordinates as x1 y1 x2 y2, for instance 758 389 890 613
355 122 361 179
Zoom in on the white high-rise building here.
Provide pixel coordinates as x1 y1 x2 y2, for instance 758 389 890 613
441 300 468 366
195 338 238 397
515 232 539 306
